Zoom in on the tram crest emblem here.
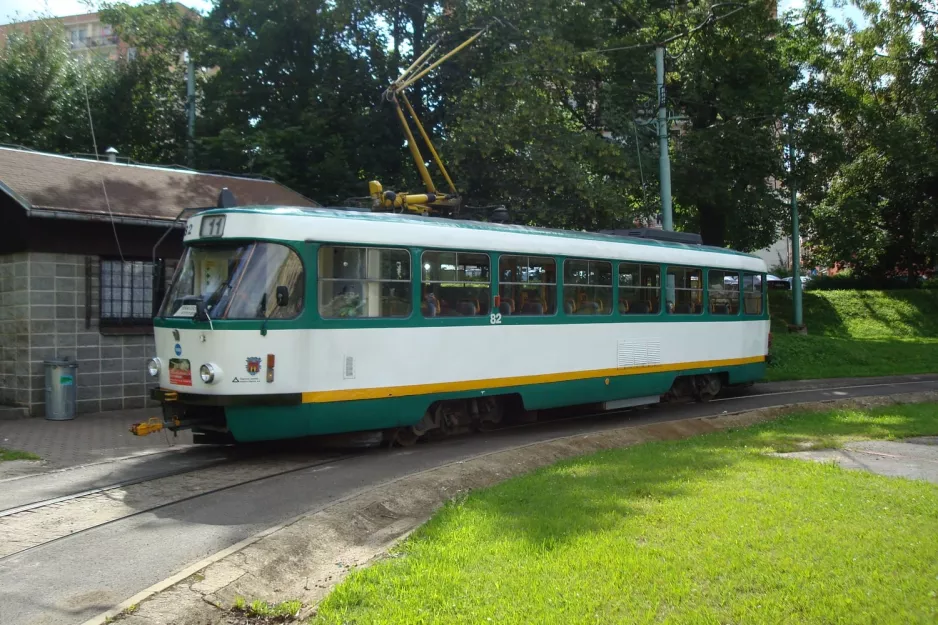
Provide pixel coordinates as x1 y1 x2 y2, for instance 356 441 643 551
245 357 262 376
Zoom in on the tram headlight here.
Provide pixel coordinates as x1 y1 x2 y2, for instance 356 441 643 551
146 358 161 378
200 363 220 384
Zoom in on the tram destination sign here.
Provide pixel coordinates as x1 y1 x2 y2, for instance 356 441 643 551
200 215 226 238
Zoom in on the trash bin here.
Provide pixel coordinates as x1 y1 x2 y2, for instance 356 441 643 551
44 358 78 421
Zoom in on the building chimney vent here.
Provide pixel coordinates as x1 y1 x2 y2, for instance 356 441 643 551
105 147 118 163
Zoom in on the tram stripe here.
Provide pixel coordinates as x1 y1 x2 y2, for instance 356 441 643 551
300 355 766 403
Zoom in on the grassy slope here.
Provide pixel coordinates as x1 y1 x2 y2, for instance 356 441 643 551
767 290 938 381
312 403 938 625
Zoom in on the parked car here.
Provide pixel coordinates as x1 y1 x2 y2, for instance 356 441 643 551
783 275 811 287
766 274 790 289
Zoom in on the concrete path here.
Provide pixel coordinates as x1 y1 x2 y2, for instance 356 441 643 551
780 437 938 484
0 408 193 478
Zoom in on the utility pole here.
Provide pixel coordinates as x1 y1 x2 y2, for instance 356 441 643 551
655 46 673 231
186 51 195 169
789 122 805 333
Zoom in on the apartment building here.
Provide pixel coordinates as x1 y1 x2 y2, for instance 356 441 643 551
0 3 196 61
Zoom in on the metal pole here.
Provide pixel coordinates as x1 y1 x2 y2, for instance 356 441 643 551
791 179 804 328
656 47 673 231
789 124 804 330
187 51 195 168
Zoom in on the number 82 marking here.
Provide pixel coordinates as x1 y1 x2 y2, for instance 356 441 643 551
489 312 502 325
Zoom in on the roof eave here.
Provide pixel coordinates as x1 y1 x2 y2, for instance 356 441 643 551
27 207 185 229
0 180 33 213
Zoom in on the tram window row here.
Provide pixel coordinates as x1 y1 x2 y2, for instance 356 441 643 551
316 245 764 320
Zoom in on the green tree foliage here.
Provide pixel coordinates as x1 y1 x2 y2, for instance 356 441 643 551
95 0 200 163
0 2 193 164
667 1 794 249
5 0 935 269
194 0 416 203
800 0 938 278
0 19 92 152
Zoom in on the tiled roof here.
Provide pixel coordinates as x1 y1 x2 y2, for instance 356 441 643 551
0 147 319 222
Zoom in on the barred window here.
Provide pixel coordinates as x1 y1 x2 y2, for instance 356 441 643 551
100 259 154 325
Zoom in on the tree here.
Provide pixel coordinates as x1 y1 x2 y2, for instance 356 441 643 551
662 1 796 250
0 1 197 165
195 0 409 203
803 0 938 278
0 18 95 153
96 0 200 164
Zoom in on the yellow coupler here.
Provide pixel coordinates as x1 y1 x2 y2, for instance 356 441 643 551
129 417 165 436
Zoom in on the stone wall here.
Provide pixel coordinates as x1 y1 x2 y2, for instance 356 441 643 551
0 253 29 406
0 252 173 417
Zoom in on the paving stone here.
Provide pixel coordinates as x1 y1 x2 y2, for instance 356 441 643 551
0 409 193 469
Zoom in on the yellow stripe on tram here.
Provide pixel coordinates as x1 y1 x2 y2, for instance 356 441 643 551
300 356 766 404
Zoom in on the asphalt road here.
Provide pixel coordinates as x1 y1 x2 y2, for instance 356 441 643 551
2 375 937 625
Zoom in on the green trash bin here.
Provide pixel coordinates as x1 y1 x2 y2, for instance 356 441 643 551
44 358 78 421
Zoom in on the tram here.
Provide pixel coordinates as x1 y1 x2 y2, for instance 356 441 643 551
133 206 770 445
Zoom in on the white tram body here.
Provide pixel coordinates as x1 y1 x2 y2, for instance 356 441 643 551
146 207 769 443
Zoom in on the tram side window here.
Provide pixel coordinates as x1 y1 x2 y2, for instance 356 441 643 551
618 263 660 314
743 273 764 315
708 270 740 315
563 259 612 315
498 256 556 316
666 266 703 314
421 251 491 317
318 246 412 318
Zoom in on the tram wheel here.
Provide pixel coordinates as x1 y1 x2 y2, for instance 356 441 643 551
393 427 421 447
695 374 722 402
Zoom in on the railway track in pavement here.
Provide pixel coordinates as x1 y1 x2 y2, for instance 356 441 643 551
4 375 937 564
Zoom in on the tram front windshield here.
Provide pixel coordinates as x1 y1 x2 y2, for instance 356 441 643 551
159 242 304 319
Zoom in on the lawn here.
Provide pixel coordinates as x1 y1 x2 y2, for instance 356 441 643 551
0 448 39 462
767 290 938 381
311 403 938 625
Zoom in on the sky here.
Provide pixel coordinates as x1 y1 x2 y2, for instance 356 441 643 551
1 0 213 24
778 0 868 26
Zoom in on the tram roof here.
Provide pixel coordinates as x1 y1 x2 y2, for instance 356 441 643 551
192 205 765 267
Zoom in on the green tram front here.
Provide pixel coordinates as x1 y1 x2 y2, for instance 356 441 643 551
138 215 308 442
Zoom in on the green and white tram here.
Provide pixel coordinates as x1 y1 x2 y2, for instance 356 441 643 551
138 206 769 445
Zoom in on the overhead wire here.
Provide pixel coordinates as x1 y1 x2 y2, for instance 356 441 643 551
31 15 126 261
76 53 125 263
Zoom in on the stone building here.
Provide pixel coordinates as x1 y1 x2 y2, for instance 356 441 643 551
0 146 317 418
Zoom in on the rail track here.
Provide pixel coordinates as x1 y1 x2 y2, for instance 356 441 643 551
3 376 937 565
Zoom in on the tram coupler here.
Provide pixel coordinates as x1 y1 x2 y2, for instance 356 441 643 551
129 417 165 436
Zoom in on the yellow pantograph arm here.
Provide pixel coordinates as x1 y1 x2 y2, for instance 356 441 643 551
401 92 457 195
392 95 437 194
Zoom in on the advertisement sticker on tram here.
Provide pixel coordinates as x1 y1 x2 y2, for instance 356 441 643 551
169 358 192 386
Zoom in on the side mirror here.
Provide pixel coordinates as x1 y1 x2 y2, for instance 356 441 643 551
276 286 289 307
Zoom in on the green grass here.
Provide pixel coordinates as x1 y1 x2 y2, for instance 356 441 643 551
232 596 302 621
767 290 938 380
769 289 938 338
0 448 39 462
766 334 938 381
311 403 938 625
